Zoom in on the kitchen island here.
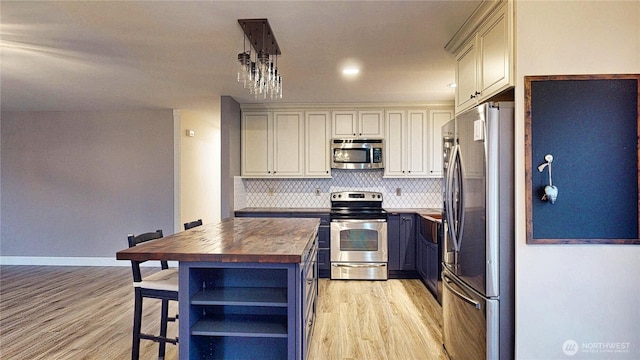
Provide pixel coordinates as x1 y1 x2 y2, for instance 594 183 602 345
116 217 320 360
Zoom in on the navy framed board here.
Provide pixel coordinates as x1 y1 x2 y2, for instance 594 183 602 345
525 74 640 244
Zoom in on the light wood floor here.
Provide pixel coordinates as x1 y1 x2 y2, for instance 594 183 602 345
0 266 446 359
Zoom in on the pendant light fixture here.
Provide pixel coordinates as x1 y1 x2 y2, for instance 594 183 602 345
237 19 282 100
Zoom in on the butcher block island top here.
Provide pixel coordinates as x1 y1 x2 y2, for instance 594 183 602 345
116 217 320 263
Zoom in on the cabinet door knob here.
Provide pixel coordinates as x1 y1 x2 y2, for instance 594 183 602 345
474 91 481 96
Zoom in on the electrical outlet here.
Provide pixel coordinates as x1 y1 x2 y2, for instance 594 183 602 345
315 188 321 196
268 187 275 196
396 188 402 196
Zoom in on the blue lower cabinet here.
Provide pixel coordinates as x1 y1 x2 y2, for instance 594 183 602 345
317 249 330 271
388 213 417 273
179 236 318 359
290 213 330 279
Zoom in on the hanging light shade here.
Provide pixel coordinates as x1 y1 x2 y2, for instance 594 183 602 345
237 52 251 87
237 19 282 100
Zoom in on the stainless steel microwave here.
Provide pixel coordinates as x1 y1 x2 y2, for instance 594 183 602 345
331 139 384 169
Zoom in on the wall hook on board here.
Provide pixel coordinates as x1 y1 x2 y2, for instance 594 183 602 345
538 154 558 204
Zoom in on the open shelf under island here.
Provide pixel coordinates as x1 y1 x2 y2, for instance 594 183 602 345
116 217 320 360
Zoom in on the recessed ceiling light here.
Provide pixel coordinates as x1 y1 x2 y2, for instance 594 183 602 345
447 83 457 88
342 67 360 76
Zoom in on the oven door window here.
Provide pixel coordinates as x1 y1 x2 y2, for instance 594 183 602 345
333 148 370 163
339 229 379 251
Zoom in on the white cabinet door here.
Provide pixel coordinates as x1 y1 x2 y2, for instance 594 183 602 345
242 111 272 176
305 111 332 177
454 2 512 115
385 109 428 178
331 111 357 137
241 111 304 177
359 110 385 138
384 110 406 177
273 111 304 177
478 3 510 97
428 109 454 177
332 110 384 138
455 37 479 114
406 110 428 177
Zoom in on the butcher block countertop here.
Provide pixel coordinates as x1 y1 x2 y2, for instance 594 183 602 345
116 217 320 264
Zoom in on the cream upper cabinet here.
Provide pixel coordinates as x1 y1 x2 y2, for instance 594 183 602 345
358 110 385 138
332 110 384 138
272 111 304 177
478 2 511 98
428 109 454 177
304 111 332 177
455 38 479 113
454 2 513 114
406 110 429 177
242 105 450 179
241 111 272 177
384 110 405 177
241 110 304 177
384 110 429 178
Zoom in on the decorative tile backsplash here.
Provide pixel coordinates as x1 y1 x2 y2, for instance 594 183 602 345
234 169 443 209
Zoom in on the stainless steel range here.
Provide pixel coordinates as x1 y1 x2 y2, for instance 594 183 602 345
330 191 388 280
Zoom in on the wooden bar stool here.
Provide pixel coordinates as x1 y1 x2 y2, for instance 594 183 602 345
127 230 178 360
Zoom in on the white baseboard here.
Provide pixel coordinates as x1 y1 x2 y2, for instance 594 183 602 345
0 256 178 267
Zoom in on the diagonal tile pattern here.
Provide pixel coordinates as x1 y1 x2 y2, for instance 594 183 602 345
235 170 443 209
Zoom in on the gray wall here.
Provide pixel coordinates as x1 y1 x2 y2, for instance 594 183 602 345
1 110 175 258
220 96 241 219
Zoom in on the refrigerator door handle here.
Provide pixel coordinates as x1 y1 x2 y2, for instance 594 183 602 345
456 146 466 248
445 144 460 251
443 273 482 309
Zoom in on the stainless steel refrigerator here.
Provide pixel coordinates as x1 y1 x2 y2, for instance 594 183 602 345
441 102 515 360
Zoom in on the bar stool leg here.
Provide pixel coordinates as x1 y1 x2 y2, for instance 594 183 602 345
158 298 169 359
132 290 143 360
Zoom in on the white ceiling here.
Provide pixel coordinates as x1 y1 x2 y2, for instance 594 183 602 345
1 1 481 112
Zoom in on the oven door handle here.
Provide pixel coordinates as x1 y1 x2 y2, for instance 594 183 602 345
332 263 387 268
331 219 387 223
